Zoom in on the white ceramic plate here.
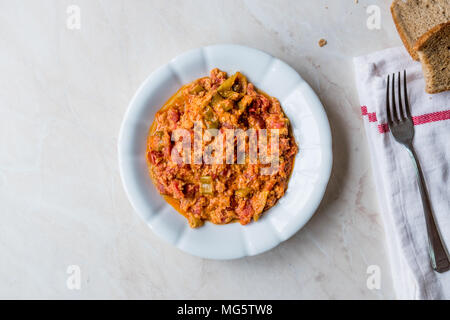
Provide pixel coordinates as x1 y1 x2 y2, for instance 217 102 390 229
118 44 332 259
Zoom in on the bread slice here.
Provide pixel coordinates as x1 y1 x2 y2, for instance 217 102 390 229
391 0 450 61
414 22 450 93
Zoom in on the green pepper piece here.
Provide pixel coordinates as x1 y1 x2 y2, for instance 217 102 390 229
152 131 165 151
235 72 248 94
206 120 219 129
211 93 224 108
252 190 269 221
237 95 253 112
204 106 214 119
200 176 212 183
211 93 234 112
200 176 213 195
219 90 242 101
220 99 234 112
217 73 238 93
235 187 252 198
203 106 219 128
190 84 204 94
203 106 220 129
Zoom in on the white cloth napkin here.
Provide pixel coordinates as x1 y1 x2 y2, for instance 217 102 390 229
353 47 450 300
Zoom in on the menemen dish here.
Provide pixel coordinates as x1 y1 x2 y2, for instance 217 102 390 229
146 69 298 228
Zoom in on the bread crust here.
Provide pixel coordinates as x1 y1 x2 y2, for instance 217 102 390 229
414 21 450 51
391 1 420 61
414 22 450 94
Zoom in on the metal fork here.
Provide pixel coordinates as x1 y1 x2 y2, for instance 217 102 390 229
386 71 450 273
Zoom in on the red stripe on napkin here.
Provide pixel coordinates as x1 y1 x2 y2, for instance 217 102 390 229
368 112 377 122
361 106 450 134
361 106 368 116
412 110 450 125
378 123 389 133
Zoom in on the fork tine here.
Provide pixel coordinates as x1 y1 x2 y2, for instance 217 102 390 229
403 70 412 119
386 74 392 124
397 71 405 121
391 73 398 122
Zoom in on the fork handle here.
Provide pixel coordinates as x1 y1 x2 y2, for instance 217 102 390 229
406 145 450 273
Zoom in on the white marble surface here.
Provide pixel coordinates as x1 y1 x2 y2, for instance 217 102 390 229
0 0 402 299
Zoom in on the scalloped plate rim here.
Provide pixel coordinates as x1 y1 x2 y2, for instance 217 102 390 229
118 44 332 260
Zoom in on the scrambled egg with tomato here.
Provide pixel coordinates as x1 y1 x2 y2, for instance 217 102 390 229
147 69 298 228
